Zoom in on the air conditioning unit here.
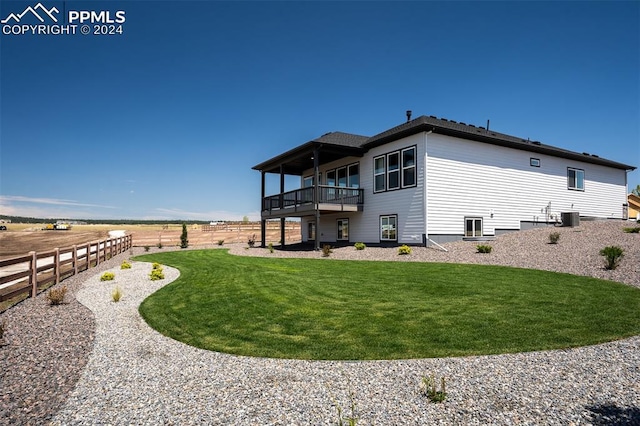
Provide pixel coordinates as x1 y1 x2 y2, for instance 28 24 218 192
561 212 580 227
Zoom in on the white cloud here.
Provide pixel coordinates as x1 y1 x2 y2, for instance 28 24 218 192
0 195 116 209
0 195 118 219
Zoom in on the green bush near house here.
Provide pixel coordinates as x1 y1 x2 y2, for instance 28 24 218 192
600 246 624 270
136 250 640 360
476 245 493 253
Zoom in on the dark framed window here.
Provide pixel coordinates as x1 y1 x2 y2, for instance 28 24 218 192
347 164 359 188
530 158 540 167
374 156 386 192
374 146 417 193
380 215 397 241
387 152 400 190
402 147 416 187
567 167 585 191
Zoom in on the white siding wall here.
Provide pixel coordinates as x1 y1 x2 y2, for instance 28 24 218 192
301 133 427 244
299 132 628 243
425 133 629 236
357 133 426 244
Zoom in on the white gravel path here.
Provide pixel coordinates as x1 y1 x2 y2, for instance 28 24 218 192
48 221 640 425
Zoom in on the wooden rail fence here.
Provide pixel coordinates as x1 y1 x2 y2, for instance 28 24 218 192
0 235 133 303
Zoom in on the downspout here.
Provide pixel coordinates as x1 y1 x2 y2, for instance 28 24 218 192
313 147 320 251
423 130 432 247
279 165 286 248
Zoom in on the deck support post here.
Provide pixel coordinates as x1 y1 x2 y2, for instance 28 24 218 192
260 171 266 248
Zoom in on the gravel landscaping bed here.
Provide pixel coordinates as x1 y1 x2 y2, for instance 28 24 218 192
1 220 639 425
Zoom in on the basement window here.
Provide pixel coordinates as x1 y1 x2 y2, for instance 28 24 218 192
465 217 483 237
530 158 540 167
380 215 397 241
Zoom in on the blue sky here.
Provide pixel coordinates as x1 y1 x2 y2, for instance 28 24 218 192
1 0 638 221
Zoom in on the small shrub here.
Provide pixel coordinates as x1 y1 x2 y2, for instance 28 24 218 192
268 243 274 253
150 268 165 281
476 245 492 254
420 374 447 403
120 260 131 269
600 245 624 270
322 244 333 257
247 234 256 248
217 239 225 246
150 263 164 280
144 246 150 252
398 244 412 255
111 287 122 302
157 242 163 249
354 242 366 250
180 223 189 249
47 286 67 305
100 272 115 281
548 232 560 244
623 227 640 234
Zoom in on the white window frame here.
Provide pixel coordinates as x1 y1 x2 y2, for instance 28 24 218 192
567 167 585 191
464 217 483 237
337 218 349 241
380 215 398 241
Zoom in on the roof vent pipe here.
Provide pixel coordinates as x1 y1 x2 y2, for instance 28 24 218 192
406 110 412 122
487 119 490 131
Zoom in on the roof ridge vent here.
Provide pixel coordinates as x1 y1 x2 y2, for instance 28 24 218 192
532 141 541 145
469 124 476 127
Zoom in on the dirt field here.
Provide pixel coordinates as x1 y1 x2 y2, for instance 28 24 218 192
0 223 301 260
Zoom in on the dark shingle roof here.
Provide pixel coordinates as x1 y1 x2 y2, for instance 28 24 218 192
313 131 369 147
253 115 635 173
251 132 368 174
363 115 635 171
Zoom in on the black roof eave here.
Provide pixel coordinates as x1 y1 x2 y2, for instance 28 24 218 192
364 121 635 171
252 141 366 175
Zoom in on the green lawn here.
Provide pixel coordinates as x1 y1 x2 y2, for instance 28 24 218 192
136 249 640 360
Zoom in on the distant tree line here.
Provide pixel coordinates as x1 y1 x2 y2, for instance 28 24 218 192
0 215 243 225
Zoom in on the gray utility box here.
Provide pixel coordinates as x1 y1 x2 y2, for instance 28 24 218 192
561 212 580 227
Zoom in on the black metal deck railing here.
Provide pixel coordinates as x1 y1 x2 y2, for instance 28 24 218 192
262 185 364 212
